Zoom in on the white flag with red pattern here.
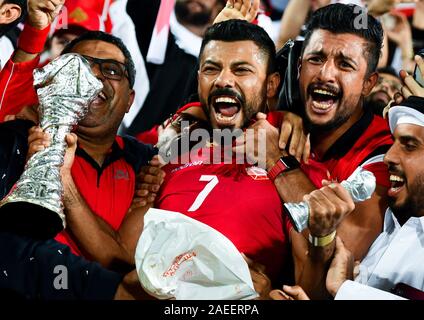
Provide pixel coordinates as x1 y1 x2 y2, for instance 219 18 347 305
146 0 176 65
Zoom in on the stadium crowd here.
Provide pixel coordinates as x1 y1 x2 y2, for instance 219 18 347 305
0 0 424 300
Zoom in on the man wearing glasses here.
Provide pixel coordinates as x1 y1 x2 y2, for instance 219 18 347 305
0 0 156 273
81 55 131 83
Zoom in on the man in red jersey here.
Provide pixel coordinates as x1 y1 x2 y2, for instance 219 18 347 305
63 5 392 299
22 30 157 269
154 19 291 286
234 4 392 298
147 5 394 299
32 19 297 291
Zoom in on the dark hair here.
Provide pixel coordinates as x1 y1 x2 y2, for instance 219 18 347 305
62 31 136 88
5 0 26 12
2 0 27 29
303 3 383 75
377 66 399 79
199 19 276 74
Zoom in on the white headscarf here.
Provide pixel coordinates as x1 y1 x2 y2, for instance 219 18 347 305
388 96 424 133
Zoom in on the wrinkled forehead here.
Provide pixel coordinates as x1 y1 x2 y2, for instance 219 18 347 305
303 29 367 59
200 40 267 67
70 40 126 64
393 123 424 144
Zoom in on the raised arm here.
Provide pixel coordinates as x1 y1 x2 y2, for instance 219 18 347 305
399 55 424 99
0 0 64 122
13 0 64 63
276 0 311 49
213 0 260 24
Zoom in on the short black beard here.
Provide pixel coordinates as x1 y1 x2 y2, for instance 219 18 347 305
200 85 267 131
175 1 212 26
388 197 413 226
307 95 364 133
307 106 351 132
389 173 424 225
241 84 267 129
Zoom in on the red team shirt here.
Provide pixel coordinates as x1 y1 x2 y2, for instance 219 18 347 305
299 110 392 189
156 145 292 284
55 136 155 255
265 109 392 188
155 105 392 285
1 49 391 282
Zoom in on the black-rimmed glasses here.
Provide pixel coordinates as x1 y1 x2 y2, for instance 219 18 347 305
82 55 129 82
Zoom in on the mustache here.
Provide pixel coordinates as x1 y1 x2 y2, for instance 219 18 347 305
387 164 405 178
184 0 206 8
308 82 342 98
207 88 245 106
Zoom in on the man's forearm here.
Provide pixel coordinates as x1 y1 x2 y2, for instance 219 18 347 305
277 0 311 48
62 174 135 271
291 230 336 299
272 167 329 297
13 24 50 63
298 241 335 299
278 169 340 299
413 3 424 30
274 168 316 202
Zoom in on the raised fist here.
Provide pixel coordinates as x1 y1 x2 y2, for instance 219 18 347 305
27 0 65 30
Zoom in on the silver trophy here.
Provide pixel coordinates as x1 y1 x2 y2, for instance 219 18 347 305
284 167 376 232
0 53 102 239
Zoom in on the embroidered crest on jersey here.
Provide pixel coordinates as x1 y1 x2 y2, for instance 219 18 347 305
245 166 269 180
114 169 129 180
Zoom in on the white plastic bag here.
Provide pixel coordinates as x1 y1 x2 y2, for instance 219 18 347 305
135 208 259 300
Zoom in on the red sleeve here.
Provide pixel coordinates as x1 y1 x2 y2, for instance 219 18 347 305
17 24 50 54
175 102 202 114
0 22 50 122
363 161 390 188
136 124 159 145
0 56 40 122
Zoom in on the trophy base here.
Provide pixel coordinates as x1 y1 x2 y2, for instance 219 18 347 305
0 202 64 239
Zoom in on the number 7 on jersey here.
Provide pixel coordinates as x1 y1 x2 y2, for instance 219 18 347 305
188 175 219 212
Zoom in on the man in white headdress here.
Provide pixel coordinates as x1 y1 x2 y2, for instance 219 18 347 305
306 95 424 300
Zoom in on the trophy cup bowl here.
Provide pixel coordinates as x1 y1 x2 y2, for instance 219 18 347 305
284 167 376 233
0 53 103 239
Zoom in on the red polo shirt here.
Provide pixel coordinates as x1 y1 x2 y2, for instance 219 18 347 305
55 136 155 255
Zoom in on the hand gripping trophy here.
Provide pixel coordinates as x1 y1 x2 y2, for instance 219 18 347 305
0 53 102 239
284 167 377 232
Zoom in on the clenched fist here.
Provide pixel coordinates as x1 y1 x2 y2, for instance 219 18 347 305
27 0 65 30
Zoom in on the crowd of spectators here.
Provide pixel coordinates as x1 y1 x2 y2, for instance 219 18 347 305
0 0 424 300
